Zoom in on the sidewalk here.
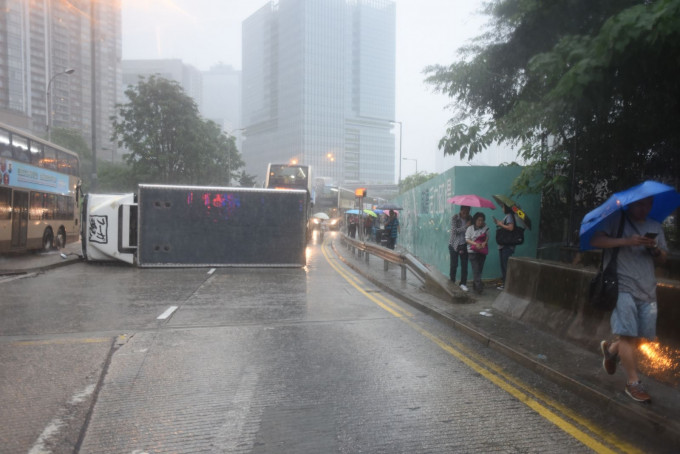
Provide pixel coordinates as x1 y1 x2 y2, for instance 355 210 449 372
0 241 82 276
330 236 680 448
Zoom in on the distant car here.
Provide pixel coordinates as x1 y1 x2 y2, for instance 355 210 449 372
310 217 324 230
326 217 341 231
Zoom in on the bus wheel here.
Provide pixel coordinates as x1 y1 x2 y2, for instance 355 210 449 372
56 228 66 249
42 229 54 251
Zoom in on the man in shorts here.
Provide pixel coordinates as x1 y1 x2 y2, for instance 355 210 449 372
590 196 668 403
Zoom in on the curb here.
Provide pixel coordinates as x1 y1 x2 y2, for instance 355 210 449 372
330 238 680 448
0 255 83 276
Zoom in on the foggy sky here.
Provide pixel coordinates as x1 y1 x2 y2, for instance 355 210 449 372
122 0 517 179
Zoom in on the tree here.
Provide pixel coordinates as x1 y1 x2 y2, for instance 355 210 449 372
237 170 258 188
189 120 244 186
400 172 438 193
51 128 93 191
96 161 139 192
112 76 247 186
425 0 680 244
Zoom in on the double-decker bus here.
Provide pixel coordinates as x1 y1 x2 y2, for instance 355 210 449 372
265 163 314 239
0 122 80 252
265 163 312 194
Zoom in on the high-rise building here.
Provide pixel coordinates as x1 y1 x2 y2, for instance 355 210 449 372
121 59 203 109
0 0 121 161
201 63 242 134
242 0 396 185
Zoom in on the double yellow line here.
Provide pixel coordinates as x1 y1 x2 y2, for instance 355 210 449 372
12 337 110 346
321 240 641 454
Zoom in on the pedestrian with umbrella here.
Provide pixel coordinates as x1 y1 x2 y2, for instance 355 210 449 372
447 195 495 291
585 181 678 403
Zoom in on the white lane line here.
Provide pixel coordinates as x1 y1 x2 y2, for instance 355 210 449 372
208 268 216 275
29 384 97 454
157 306 178 320
29 420 63 454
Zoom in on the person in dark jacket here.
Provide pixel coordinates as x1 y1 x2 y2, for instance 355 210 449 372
385 210 399 249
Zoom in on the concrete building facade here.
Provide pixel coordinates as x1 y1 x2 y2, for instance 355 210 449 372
121 59 203 111
242 0 396 185
0 0 121 162
201 63 242 135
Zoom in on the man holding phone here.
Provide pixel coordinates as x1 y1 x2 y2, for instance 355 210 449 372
591 196 668 403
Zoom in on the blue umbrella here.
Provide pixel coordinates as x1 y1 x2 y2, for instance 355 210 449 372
579 181 680 250
346 209 362 215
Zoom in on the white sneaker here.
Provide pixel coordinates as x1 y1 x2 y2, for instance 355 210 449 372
459 284 469 292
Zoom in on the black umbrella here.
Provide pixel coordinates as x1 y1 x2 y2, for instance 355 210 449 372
376 203 403 211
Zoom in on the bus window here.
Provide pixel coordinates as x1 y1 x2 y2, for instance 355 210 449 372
57 150 68 174
57 195 71 220
12 135 30 162
57 150 79 176
0 129 11 157
42 146 58 170
30 192 44 220
0 187 11 220
266 164 310 191
44 194 56 220
30 141 44 166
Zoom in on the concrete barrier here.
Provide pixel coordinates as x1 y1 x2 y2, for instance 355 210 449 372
493 257 680 350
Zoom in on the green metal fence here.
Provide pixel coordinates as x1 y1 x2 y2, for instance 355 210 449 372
391 166 541 281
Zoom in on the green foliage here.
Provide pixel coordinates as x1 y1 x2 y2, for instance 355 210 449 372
96 161 140 192
50 128 93 191
111 76 245 187
237 170 258 188
426 0 680 245
400 172 438 193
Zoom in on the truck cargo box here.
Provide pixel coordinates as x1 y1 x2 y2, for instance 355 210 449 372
83 184 309 267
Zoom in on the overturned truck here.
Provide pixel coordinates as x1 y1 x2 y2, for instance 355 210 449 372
82 184 309 267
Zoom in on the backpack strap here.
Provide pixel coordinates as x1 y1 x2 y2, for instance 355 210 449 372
602 210 626 271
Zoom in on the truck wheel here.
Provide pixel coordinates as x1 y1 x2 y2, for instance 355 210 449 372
42 229 54 251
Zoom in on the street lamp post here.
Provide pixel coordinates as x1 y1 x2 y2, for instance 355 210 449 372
46 68 75 142
390 120 403 186
403 157 418 175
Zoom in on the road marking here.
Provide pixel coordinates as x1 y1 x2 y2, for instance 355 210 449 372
208 268 216 275
29 384 97 454
29 420 62 454
157 306 178 320
320 244 414 318
322 241 641 454
0 272 38 284
14 338 109 346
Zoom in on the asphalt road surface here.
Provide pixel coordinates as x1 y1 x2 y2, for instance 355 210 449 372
0 234 663 453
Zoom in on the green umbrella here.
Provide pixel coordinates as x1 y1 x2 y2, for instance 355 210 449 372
492 194 532 230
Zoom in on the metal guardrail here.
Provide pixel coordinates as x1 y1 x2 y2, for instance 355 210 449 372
340 233 408 279
339 233 462 302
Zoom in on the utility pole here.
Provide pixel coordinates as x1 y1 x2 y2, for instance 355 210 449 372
90 0 98 190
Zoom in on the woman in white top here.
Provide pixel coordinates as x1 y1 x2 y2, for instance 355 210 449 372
465 212 489 294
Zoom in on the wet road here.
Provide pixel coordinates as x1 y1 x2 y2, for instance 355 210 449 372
0 234 656 453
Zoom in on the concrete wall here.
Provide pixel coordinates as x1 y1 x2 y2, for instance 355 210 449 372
494 257 680 349
392 166 541 280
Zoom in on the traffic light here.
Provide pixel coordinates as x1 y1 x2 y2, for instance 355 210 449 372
355 188 367 197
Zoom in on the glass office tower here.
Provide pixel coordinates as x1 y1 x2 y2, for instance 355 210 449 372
242 0 396 185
